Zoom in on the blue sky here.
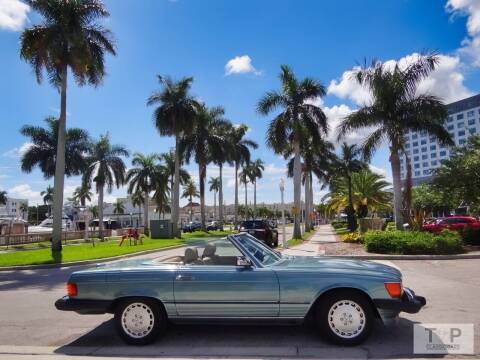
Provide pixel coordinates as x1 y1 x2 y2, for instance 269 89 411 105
1 0 480 206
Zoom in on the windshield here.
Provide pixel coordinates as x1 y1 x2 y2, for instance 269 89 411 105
235 233 281 266
241 221 268 229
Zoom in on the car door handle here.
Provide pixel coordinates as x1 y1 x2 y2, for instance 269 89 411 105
176 275 194 281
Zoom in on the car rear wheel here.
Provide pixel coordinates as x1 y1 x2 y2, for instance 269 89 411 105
316 290 373 345
114 298 167 345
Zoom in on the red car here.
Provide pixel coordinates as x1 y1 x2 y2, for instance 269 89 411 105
422 216 480 234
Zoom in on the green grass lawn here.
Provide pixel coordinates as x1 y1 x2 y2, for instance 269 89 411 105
0 229 235 267
334 227 351 236
286 228 316 247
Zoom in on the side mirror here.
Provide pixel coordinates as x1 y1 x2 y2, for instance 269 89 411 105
237 256 252 267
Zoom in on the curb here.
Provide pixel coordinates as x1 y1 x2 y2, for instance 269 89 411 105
324 253 480 260
0 243 186 272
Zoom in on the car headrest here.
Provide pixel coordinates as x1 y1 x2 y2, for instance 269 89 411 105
203 244 216 257
184 247 199 263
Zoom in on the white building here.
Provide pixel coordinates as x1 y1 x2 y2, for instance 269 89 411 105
0 197 28 220
401 94 480 185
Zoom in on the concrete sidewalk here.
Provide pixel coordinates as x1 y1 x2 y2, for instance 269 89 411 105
282 225 337 256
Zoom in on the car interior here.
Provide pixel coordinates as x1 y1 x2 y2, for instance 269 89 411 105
156 243 240 266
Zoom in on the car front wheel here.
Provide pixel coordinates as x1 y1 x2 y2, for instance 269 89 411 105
316 290 373 345
115 298 167 345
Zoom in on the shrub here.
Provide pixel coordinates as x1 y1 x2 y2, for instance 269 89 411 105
342 232 364 243
385 222 397 231
459 226 480 245
363 230 463 255
331 220 347 229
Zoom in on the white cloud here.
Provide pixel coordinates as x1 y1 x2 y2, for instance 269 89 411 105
2 142 33 158
225 55 261 76
0 0 29 31
328 53 472 105
448 0 480 66
8 184 42 204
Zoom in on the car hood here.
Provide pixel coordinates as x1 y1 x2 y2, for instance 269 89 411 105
273 255 402 280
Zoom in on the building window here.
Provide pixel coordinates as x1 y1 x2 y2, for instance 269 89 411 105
447 125 454 130
447 116 453 122
468 118 476 126
457 113 464 120
405 143 410 149
429 136 436 142
414 156 419 161
458 122 464 128
431 153 437 158
430 145 436 151
458 130 465 137
431 160 437 166
440 150 447 157
469 128 477 134
422 162 428 167
421 147 427 152
449 132 455 137
459 138 466 145
414 163 420 169
413 149 419 154
412 134 418 140
423 170 430 175
467 110 475 117
413 141 418 147
415 171 421 176
421 154 428 160
421 139 427 145
420 130 427 137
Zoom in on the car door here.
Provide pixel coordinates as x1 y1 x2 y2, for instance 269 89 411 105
173 239 279 318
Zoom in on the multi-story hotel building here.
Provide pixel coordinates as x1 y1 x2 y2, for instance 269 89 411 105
401 94 480 185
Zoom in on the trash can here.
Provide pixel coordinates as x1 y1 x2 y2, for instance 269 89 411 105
150 220 173 238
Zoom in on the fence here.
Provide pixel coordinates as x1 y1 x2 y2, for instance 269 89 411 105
0 229 113 247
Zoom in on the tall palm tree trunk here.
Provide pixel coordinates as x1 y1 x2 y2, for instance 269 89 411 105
309 171 314 228
304 173 311 232
172 135 181 237
253 180 257 219
346 175 357 232
51 66 68 252
244 181 248 220
390 149 404 230
213 190 217 221
144 191 149 236
293 141 302 239
98 184 104 241
234 162 239 228
199 163 206 231
189 195 193 222
219 164 224 230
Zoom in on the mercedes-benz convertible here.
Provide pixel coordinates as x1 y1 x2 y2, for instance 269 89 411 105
55 233 425 345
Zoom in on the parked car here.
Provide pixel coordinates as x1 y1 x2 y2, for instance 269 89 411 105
239 220 278 247
56 233 426 346
422 216 480 233
182 221 201 233
268 219 278 229
206 221 219 231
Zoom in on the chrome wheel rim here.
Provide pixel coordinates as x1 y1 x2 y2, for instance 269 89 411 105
121 302 155 339
328 300 366 339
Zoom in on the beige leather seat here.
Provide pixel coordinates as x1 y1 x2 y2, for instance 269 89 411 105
184 247 203 265
202 244 220 265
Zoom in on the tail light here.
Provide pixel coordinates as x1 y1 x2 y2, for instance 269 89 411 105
384 282 403 298
66 282 78 297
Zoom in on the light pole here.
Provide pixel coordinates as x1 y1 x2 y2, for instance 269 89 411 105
280 178 287 249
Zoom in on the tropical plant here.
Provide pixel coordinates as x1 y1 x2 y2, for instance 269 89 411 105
70 183 93 207
208 177 221 220
226 124 257 227
148 75 200 236
247 159 265 219
20 117 90 179
258 65 328 238
182 179 199 222
239 165 251 220
113 199 125 225
159 150 191 195
40 185 54 216
323 170 392 218
0 190 7 206
331 143 368 231
337 54 454 229
88 205 98 220
130 190 144 226
19 202 29 219
126 153 166 235
82 134 128 240
181 104 228 230
20 0 116 251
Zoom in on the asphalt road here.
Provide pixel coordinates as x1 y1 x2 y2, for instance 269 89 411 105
0 249 478 358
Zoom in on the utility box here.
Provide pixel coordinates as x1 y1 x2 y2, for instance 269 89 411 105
150 220 173 238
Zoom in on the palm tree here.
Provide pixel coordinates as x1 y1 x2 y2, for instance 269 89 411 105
148 76 200 237
20 117 90 179
338 54 454 229
88 205 98 220
331 143 367 232
247 159 264 219
82 134 128 240
20 0 116 251
239 166 251 220
19 202 28 220
40 185 54 216
153 177 170 220
0 191 7 206
226 125 257 227
130 190 144 227
323 171 392 218
258 65 328 239
182 179 199 222
181 104 228 230
208 177 221 220
126 153 166 236
113 199 125 225
160 150 191 196
71 183 93 207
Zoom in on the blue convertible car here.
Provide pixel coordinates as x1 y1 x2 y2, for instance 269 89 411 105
55 233 425 345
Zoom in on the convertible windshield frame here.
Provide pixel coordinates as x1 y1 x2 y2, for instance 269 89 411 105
229 233 282 268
